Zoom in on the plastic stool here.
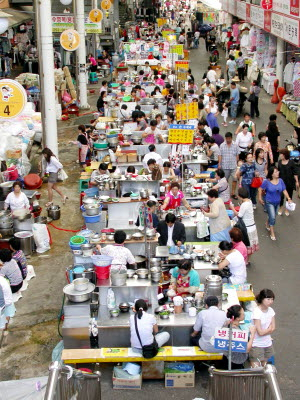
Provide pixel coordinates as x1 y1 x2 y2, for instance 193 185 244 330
89 72 98 84
78 178 90 193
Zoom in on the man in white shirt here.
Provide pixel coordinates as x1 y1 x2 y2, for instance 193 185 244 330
97 230 135 267
142 144 163 168
141 61 152 77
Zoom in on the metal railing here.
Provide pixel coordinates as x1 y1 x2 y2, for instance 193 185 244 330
44 361 101 400
208 364 283 400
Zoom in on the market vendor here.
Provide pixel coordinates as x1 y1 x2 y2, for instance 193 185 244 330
142 120 165 144
161 182 193 211
156 213 186 246
96 230 136 268
136 199 159 228
4 182 30 213
90 163 110 186
170 260 200 295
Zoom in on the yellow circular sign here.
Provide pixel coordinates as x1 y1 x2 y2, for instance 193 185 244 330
60 29 80 52
89 8 103 23
0 79 27 119
101 0 112 10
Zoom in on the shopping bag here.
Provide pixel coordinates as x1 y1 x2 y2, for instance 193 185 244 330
58 169 68 181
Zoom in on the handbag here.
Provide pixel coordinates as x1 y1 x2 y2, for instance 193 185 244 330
58 169 68 181
234 217 250 247
218 267 232 279
251 177 263 188
134 314 159 359
247 93 256 103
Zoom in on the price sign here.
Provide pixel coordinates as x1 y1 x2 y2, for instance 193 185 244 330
101 0 112 10
168 124 194 144
175 102 198 120
170 44 184 56
89 8 103 23
60 29 80 51
0 79 27 119
175 60 189 70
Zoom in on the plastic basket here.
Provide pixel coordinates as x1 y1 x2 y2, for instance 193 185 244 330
82 212 101 223
91 254 113 267
95 264 111 280
69 239 87 250
84 187 99 197
70 235 86 245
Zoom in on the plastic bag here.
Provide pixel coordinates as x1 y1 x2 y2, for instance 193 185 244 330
286 201 296 211
32 223 51 253
52 340 64 362
196 213 209 238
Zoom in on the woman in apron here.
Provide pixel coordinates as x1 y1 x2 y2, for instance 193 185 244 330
161 182 193 211
170 260 200 296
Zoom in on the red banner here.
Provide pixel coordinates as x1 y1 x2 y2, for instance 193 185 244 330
264 10 272 31
290 0 300 16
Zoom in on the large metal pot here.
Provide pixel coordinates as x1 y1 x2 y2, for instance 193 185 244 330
110 270 127 286
82 197 100 207
81 243 94 257
0 227 14 238
0 219 13 229
0 181 14 198
14 231 34 256
47 205 60 220
85 204 101 216
107 136 119 146
63 282 95 303
34 216 47 224
136 268 149 279
132 137 142 145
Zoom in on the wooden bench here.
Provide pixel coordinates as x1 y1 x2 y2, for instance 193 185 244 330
62 347 223 364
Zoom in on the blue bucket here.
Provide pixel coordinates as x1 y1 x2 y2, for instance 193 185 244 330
82 212 101 223
69 239 87 250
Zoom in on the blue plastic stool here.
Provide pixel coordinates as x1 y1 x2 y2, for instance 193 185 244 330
89 72 98 84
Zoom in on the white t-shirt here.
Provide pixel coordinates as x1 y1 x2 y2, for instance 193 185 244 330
143 151 163 169
252 306 275 347
4 192 29 211
0 275 12 310
210 143 221 161
226 250 247 284
130 312 156 348
101 245 135 266
238 200 255 229
207 69 217 83
168 74 175 85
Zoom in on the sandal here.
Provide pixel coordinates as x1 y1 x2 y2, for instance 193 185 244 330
45 202 53 207
63 196 68 205
285 211 290 216
277 211 282 216
265 224 270 232
270 236 276 241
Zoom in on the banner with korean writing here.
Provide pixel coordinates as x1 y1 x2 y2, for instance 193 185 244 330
175 60 189 71
168 124 195 144
250 6 265 29
237 1 247 20
271 13 284 38
214 328 248 353
170 44 184 56
283 16 300 46
52 15 102 33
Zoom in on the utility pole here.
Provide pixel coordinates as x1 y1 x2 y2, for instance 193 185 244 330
113 0 120 52
35 0 58 156
75 0 90 109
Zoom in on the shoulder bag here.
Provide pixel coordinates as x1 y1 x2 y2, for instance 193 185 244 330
134 314 159 359
247 93 256 103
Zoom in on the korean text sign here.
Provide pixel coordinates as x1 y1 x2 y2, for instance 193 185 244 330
214 328 249 353
168 124 194 144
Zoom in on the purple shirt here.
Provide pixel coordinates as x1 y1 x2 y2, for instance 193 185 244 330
212 133 224 146
261 178 286 205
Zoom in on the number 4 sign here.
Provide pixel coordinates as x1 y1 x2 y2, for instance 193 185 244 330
0 79 27 119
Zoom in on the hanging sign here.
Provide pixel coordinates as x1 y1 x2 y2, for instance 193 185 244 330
170 44 184 56
60 29 80 51
101 0 112 10
261 0 273 10
214 328 248 353
0 79 27 119
89 8 103 23
157 18 168 27
168 124 194 145
175 103 198 120
175 60 189 71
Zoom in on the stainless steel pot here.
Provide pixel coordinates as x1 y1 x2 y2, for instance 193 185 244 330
73 277 89 292
82 197 100 206
47 205 60 220
0 181 14 197
132 137 142 145
81 243 94 257
0 227 14 238
119 302 130 312
132 232 144 240
63 282 95 303
135 255 146 269
107 136 119 145
0 220 13 229
111 270 127 286
136 268 149 279
126 269 136 278
14 231 34 256
13 214 33 232
85 204 101 216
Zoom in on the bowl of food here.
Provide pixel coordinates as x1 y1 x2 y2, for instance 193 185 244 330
126 269 136 278
132 232 144 240
110 308 120 318
159 310 170 319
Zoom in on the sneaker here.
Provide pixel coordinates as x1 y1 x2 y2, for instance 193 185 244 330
253 205 257 209
229 120 236 124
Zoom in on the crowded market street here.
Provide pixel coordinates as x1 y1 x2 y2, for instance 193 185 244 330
0 2 299 399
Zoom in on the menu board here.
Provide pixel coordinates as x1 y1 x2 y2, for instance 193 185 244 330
175 102 198 120
168 124 194 144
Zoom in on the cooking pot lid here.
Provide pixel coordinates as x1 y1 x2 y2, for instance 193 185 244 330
14 231 33 238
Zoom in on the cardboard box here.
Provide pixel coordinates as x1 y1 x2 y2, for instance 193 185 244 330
165 363 195 388
112 367 142 390
117 154 127 163
127 153 138 162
